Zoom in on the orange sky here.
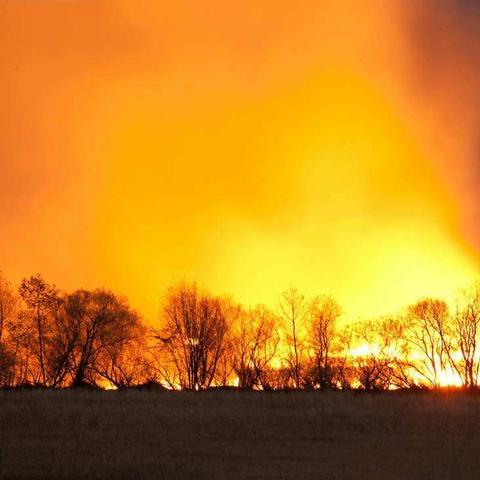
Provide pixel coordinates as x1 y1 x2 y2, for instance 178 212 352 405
1 0 480 324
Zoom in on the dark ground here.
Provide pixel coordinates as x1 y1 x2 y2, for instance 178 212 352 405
0 389 478 479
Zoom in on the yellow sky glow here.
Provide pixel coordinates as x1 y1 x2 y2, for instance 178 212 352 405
1 0 479 324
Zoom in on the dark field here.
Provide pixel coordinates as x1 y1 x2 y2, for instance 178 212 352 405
0 390 479 479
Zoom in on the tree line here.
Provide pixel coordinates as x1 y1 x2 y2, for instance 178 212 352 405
0 271 480 391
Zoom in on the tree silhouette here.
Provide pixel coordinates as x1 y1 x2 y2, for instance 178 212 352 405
407 298 451 388
156 283 231 390
279 287 307 388
18 275 60 386
62 289 141 387
307 296 341 389
232 305 279 389
0 269 478 392
453 285 480 388
0 272 17 344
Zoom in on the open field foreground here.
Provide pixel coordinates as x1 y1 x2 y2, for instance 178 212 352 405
0 390 479 479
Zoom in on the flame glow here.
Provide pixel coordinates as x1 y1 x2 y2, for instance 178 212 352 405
1 1 479 324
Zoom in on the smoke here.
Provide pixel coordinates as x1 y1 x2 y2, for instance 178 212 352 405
1 0 479 321
400 0 480 251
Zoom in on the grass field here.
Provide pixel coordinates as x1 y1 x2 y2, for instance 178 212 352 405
0 389 479 479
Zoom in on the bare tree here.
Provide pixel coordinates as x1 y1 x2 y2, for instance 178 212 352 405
279 287 307 388
352 320 390 391
353 317 413 390
0 273 18 385
156 283 231 390
307 296 341 389
232 305 279 389
96 322 151 388
0 272 17 343
407 299 452 388
329 325 355 389
18 275 60 386
212 300 241 388
62 289 141 387
378 316 416 389
147 336 180 389
5 310 35 386
452 285 480 388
